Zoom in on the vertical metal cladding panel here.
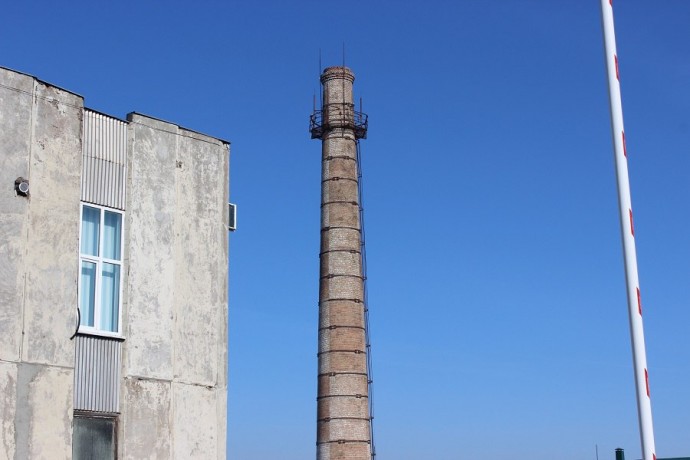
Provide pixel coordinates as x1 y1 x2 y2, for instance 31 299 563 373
74 335 122 412
81 110 128 210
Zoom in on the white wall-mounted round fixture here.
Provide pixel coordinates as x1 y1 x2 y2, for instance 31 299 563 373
15 177 30 197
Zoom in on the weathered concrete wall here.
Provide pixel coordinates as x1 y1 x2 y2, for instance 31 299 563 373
0 69 33 363
173 131 228 387
1 67 228 459
21 79 82 367
172 383 220 458
125 115 177 380
0 361 17 459
122 113 228 459
15 364 74 459
0 67 81 460
121 378 172 459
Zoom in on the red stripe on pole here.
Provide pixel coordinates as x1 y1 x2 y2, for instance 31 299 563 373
637 287 642 315
622 131 627 157
645 368 650 397
609 0 612 5
615 55 620 80
629 209 635 236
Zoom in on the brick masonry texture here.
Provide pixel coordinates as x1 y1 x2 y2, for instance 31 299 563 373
316 66 371 459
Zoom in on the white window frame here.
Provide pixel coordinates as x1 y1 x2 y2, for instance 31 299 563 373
78 203 124 338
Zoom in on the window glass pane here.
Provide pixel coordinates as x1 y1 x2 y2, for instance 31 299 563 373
73 416 115 460
103 211 122 260
100 263 120 332
80 261 96 327
81 206 100 256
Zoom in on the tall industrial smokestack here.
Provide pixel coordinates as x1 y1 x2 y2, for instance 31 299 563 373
310 66 373 459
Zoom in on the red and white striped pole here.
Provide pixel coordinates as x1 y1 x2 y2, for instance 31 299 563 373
600 2 656 459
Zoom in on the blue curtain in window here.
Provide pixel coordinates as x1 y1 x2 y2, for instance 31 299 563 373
81 206 100 256
80 261 96 327
80 205 122 333
103 211 121 260
100 263 120 332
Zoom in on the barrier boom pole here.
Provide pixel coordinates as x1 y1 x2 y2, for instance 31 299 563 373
600 2 657 459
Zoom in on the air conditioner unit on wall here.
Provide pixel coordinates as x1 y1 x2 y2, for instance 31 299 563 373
228 203 237 232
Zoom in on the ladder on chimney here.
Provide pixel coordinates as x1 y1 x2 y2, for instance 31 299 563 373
356 139 376 459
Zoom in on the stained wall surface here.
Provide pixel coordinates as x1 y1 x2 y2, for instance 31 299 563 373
0 67 82 459
120 113 229 460
1 67 229 460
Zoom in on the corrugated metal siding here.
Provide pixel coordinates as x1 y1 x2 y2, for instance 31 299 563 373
82 110 128 210
74 335 122 413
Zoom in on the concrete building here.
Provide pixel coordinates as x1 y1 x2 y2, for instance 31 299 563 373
310 66 374 460
0 66 229 459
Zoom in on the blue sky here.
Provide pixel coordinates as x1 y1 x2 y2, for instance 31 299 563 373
3 1 689 458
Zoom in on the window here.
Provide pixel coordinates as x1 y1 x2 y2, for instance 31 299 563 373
79 204 123 334
73 413 117 460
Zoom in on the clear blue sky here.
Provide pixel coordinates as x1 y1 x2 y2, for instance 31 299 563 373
3 1 689 459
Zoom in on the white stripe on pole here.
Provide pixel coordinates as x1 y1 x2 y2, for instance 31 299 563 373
600 2 656 459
